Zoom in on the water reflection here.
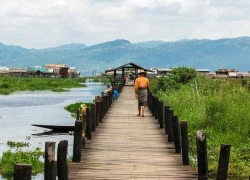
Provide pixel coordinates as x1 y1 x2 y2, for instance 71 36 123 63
0 83 106 180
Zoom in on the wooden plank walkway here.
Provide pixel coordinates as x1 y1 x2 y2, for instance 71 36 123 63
69 86 197 179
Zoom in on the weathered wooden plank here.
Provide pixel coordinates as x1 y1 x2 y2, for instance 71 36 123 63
68 86 197 179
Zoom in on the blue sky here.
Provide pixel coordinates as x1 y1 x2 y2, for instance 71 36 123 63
1 0 250 48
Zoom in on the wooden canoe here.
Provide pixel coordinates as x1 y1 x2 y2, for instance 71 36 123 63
32 124 74 132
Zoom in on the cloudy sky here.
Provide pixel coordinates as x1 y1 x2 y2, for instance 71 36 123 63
1 0 250 48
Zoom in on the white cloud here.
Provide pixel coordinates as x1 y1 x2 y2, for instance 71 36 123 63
0 0 250 48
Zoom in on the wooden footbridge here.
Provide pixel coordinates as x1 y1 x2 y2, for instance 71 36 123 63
68 85 197 179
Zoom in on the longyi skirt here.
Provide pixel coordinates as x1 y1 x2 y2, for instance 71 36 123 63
138 88 148 106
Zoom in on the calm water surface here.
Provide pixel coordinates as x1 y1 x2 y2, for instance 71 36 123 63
0 83 106 180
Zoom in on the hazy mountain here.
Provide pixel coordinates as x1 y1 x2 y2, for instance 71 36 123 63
0 37 250 74
45 43 87 51
135 40 167 48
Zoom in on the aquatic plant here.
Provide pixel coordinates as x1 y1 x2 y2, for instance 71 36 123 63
0 77 87 95
7 141 29 148
0 148 44 176
64 102 92 118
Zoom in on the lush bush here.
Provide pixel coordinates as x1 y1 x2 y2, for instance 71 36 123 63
0 148 43 176
150 67 197 94
151 68 250 177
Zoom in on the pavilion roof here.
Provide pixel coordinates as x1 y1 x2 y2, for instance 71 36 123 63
105 62 154 72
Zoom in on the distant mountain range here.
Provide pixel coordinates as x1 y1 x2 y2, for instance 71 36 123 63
1 37 250 75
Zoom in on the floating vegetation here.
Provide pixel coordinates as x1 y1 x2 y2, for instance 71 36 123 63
7 141 29 148
0 148 44 176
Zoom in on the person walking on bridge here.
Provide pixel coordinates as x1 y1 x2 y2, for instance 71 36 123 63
135 70 150 117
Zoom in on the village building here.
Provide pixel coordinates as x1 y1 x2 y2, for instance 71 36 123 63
215 69 238 76
68 67 80 78
156 68 173 76
44 64 79 78
27 66 53 77
0 67 9 76
8 68 27 77
0 64 80 78
154 68 210 77
197 69 210 75
236 72 250 78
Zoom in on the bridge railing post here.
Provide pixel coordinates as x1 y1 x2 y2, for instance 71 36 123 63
102 94 107 116
100 95 104 123
152 95 155 117
76 108 80 120
86 107 92 140
180 121 189 165
57 140 68 180
45 142 56 180
91 103 96 132
105 94 109 112
95 96 101 127
216 144 231 180
109 91 113 107
147 91 152 111
14 164 32 180
172 116 181 153
155 97 159 120
72 120 83 162
196 130 208 180
159 101 164 129
164 106 170 134
166 109 174 142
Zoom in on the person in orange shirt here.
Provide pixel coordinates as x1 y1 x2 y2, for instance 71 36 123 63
135 70 150 117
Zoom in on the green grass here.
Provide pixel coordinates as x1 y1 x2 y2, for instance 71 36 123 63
0 77 87 95
151 76 250 177
0 148 44 176
64 102 92 118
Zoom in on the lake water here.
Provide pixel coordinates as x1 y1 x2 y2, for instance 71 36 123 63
0 83 106 180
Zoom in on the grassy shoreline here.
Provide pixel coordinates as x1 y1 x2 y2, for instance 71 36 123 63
150 68 250 177
0 77 87 95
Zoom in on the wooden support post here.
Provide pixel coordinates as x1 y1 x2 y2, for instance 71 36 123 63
166 109 174 142
196 130 208 180
180 121 189 165
45 142 56 180
95 100 100 127
216 144 231 180
159 101 164 129
109 91 113 106
147 92 151 111
14 164 32 180
91 103 96 132
57 140 68 180
106 94 109 111
103 95 106 116
164 106 170 134
76 108 80 120
151 95 155 117
107 94 109 110
172 116 181 153
86 107 92 140
72 120 83 162
155 97 159 120
100 96 104 123
114 70 116 83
